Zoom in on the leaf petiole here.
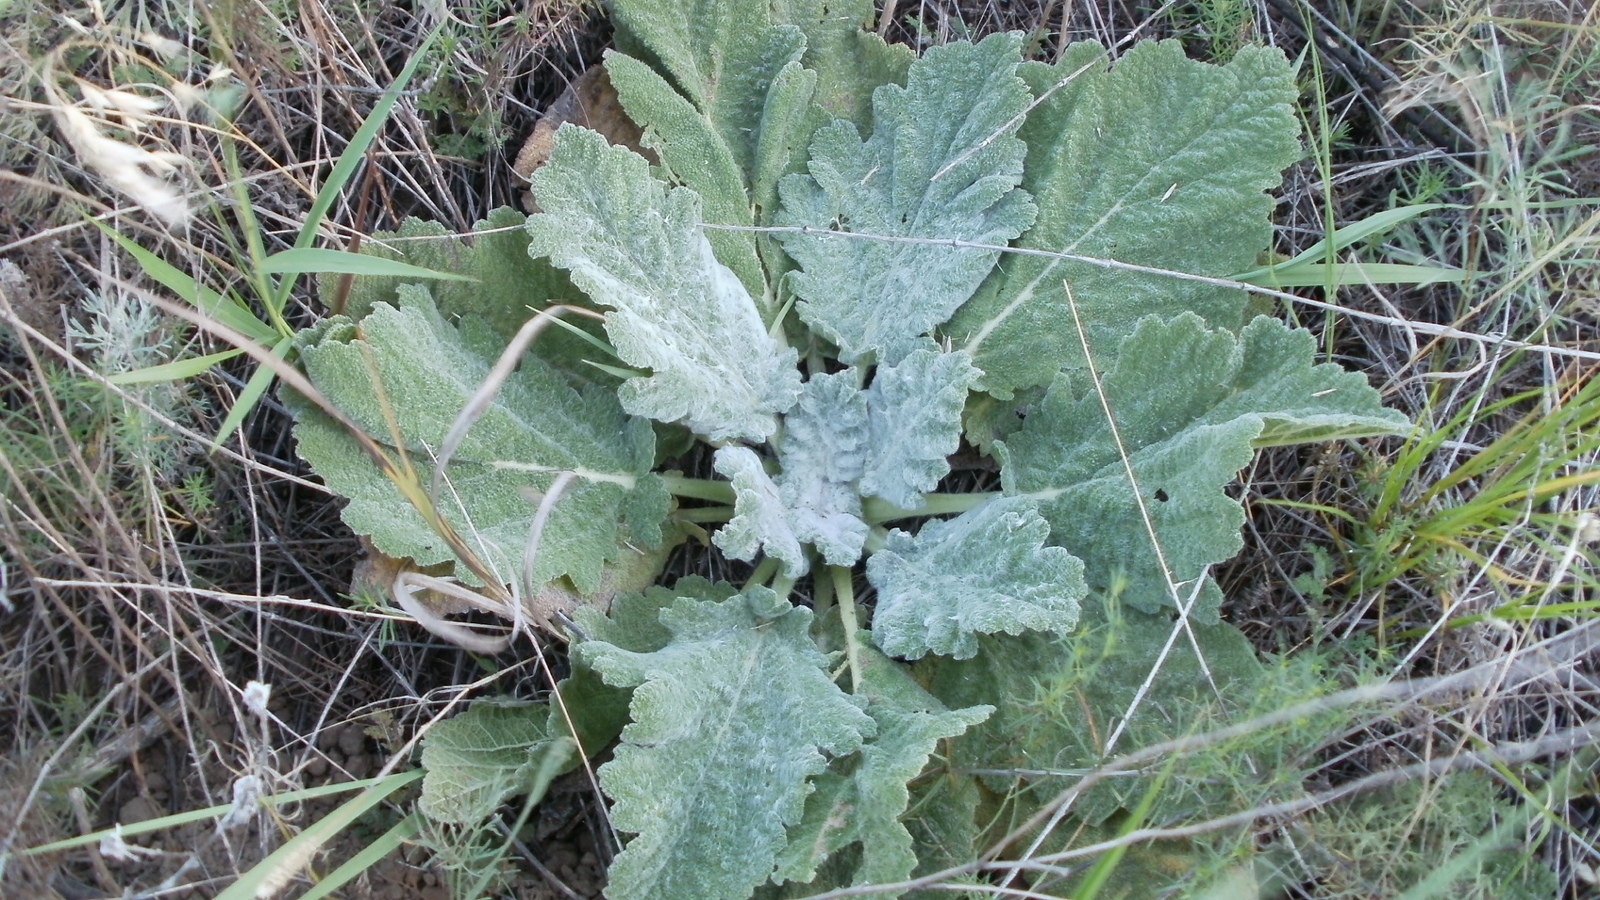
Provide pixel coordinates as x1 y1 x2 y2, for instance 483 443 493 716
673 506 735 524
770 574 797 599
830 566 864 693
745 557 780 591
811 567 834 624
863 490 998 524
659 473 736 504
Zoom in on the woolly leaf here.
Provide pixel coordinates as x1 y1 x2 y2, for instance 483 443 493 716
526 127 801 441
712 447 805 574
558 577 747 762
753 3 912 289
754 0 912 233
325 208 576 329
867 496 1086 660
861 349 981 509
292 286 668 593
775 648 990 893
608 0 799 171
319 208 605 380
782 369 870 486
576 587 874 900
751 59 823 230
775 370 870 567
951 41 1304 393
961 385 1041 458
712 372 872 575
903 771 984 890
602 47 778 299
772 0 912 132
776 32 1036 365
921 598 1263 824
572 576 740 654
418 701 574 826
999 314 1408 618
548 658 632 759
605 0 852 302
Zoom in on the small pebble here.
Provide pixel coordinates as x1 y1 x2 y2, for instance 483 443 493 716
338 724 367 757
343 753 373 779
118 795 162 824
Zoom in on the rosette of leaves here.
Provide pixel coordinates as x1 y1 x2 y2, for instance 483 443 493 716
288 2 1413 897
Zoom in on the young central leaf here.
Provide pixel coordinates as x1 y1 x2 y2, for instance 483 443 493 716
575 587 874 900
526 126 802 442
867 496 1086 660
775 370 871 566
998 314 1409 619
713 370 871 575
712 446 807 575
861 348 981 509
776 31 1036 365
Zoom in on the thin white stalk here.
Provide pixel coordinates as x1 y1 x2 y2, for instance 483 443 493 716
702 223 1600 363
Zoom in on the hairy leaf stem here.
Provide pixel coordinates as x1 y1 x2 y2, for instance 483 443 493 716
745 557 780 591
830 566 864 693
770 574 797 598
811 568 835 624
864 491 998 525
658 474 736 504
673 506 735 524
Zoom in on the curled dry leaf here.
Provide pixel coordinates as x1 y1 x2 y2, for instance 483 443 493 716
513 65 653 212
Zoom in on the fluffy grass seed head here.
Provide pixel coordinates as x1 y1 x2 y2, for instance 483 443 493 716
52 82 189 225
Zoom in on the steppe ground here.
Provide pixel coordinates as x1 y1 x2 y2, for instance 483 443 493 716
2 0 1598 898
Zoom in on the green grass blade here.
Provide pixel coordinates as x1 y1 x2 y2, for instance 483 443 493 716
220 136 279 323
21 775 410 855
1234 203 1466 285
1285 203 1459 267
581 359 648 380
1070 755 1177 900
212 770 422 900
291 31 438 256
296 814 420 900
260 247 478 281
87 219 279 342
547 311 620 358
107 348 247 384
1238 261 1467 287
211 336 292 449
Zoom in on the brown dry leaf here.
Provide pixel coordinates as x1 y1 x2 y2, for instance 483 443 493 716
514 65 652 211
